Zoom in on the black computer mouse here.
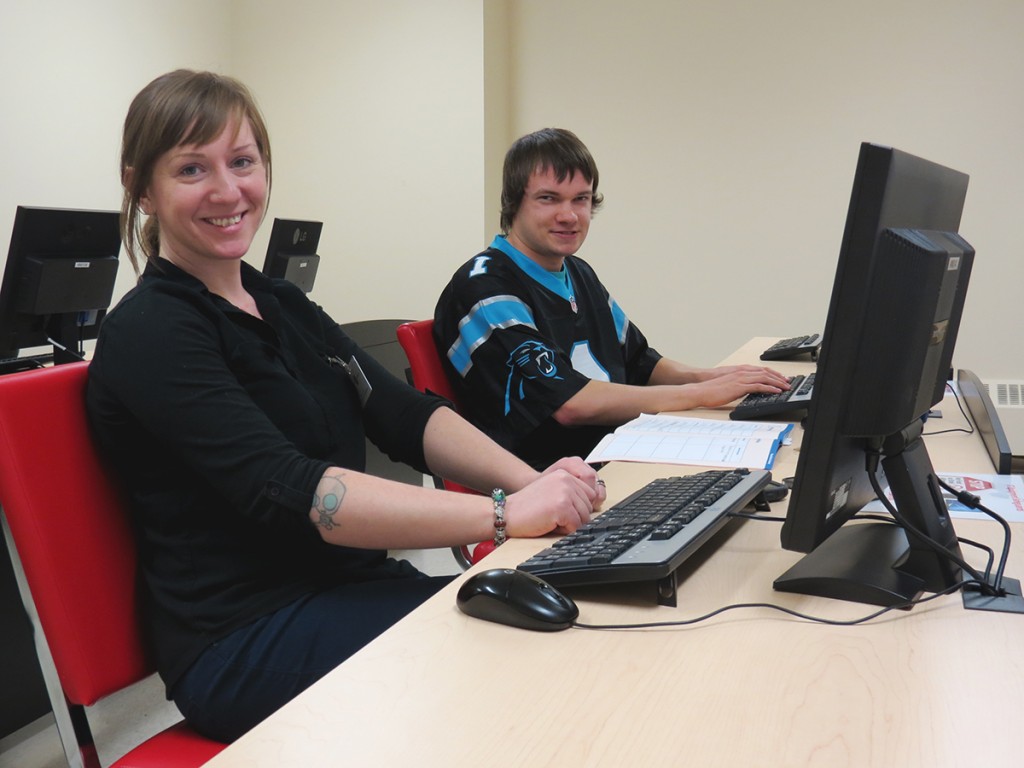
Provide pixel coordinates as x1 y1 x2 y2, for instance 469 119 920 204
456 568 579 631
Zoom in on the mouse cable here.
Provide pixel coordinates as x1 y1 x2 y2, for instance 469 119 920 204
571 580 970 632
728 510 929 526
728 510 785 523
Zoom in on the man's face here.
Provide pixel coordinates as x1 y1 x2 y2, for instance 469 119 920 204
507 166 594 268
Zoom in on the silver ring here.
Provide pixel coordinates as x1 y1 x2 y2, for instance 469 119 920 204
596 479 606 487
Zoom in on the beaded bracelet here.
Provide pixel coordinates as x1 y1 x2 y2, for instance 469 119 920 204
491 488 507 546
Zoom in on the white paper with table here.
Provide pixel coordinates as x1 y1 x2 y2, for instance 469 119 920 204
585 413 793 469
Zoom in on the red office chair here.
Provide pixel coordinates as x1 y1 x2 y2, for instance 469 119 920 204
396 320 495 567
0 362 226 768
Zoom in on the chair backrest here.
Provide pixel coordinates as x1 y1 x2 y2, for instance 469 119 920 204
396 319 483 565
396 319 461 406
0 362 151 705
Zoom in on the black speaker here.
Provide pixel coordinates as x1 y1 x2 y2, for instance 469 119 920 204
15 255 119 315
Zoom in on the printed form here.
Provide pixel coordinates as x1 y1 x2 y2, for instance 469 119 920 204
864 472 1024 523
585 413 793 470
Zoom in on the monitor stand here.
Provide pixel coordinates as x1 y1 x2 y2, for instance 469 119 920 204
776 425 963 608
777 425 1024 614
49 314 86 365
774 522 926 607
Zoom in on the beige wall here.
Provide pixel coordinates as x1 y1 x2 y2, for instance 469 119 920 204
502 0 1024 377
230 0 486 325
0 0 233 315
1 0 1021 380
0 0 485 337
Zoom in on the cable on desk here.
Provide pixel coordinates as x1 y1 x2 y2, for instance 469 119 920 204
863 448 1001 597
728 511 785 523
923 383 975 438
957 536 995 579
935 476 1012 593
571 581 970 631
735 508 996 580
596 475 1004 630
730 490 1001 581
584 448 1010 631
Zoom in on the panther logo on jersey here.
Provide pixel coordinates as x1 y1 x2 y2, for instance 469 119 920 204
504 340 563 415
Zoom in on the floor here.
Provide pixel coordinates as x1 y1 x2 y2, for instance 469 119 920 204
0 546 460 768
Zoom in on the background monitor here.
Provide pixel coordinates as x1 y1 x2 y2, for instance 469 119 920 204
0 206 120 366
262 218 322 293
775 143 974 607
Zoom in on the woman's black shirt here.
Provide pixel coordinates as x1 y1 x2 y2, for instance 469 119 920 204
86 259 446 688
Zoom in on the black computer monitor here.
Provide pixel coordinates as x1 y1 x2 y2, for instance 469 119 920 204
774 143 976 608
0 206 120 367
261 218 322 293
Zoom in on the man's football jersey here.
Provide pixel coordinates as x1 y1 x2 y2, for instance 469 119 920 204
434 235 661 467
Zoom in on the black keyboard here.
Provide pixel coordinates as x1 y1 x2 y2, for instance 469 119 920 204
730 373 814 421
760 334 820 361
517 468 770 595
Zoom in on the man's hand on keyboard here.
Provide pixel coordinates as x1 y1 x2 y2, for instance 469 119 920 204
688 365 792 408
701 363 790 386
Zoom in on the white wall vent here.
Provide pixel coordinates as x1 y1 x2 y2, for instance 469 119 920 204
984 380 1024 409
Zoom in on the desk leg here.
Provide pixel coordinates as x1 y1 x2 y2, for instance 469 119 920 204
656 571 678 607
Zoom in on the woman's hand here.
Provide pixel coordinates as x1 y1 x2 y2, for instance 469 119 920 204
504 468 600 537
542 456 606 508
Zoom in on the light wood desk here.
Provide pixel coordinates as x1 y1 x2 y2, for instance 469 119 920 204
203 338 1023 768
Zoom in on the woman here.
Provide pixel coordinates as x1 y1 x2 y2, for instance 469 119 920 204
86 69 604 742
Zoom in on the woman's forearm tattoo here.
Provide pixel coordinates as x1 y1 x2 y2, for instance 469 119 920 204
312 475 347 531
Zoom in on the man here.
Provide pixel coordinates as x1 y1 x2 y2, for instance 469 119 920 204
434 128 789 468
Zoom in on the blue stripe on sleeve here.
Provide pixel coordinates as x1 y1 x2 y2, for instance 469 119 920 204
447 295 537 376
610 298 628 345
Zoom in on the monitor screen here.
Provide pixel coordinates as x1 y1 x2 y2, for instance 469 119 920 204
262 218 322 293
0 206 120 365
775 143 974 607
